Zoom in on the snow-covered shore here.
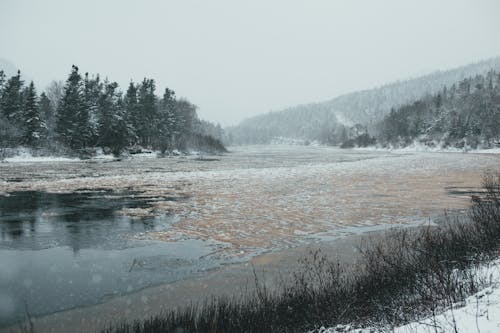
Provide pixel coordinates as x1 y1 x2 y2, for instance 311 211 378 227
313 259 500 333
354 143 500 154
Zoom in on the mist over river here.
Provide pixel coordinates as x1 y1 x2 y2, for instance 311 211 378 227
1 145 499 329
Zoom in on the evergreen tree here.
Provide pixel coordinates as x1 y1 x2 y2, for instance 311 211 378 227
0 70 6 93
97 82 120 147
56 65 88 149
136 78 158 147
107 96 132 156
156 87 176 152
0 71 24 145
97 82 131 155
22 81 45 146
124 81 139 145
83 72 102 145
1 70 24 124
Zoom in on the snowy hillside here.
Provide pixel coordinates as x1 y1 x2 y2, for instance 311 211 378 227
228 57 500 145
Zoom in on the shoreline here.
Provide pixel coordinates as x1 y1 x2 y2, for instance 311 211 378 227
1 229 394 333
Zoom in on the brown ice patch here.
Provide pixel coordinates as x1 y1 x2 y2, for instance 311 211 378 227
147 161 494 256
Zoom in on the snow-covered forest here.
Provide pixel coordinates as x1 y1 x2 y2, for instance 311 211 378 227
0 66 226 157
227 57 500 146
377 70 500 148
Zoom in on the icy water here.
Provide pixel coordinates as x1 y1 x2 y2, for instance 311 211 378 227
0 190 221 326
0 145 499 329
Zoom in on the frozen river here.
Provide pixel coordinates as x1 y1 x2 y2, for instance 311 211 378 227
0 145 499 329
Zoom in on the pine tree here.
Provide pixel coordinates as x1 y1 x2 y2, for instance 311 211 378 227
124 81 139 144
22 81 45 146
1 70 24 124
56 65 88 149
0 70 6 93
0 71 24 145
156 87 176 152
97 81 118 147
83 72 102 145
108 96 132 156
136 78 158 147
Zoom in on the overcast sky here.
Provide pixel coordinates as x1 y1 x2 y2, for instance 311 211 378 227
1 0 500 126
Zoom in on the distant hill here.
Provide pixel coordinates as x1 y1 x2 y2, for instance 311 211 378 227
0 58 34 86
227 57 500 145
0 58 19 78
226 102 339 145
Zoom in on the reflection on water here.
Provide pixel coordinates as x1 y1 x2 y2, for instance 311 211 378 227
0 190 166 252
0 190 220 327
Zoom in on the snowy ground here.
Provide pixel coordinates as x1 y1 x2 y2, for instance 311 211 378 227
313 259 500 333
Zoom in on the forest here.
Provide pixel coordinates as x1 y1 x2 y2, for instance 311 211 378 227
376 70 500 149
0 66 226 157
226 57 500 149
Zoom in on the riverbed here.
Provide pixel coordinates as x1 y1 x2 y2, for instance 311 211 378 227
0 145 499 331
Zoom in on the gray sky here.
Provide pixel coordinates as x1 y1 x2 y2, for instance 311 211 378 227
1 0 500 126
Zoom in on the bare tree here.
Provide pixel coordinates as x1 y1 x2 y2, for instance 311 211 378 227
45 80 64 110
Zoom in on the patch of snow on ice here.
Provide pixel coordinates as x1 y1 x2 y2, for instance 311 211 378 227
3 150 78 163
92 148 115 160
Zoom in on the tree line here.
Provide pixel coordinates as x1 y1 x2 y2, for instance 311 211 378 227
0 66 226 156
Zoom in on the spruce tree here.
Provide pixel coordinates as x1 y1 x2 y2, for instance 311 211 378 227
124 81 139 144
1 70 24 124
0 71 24 145
0 70 6 93
97 81 118 147
108 96 132 155
56 65 88 149
136 78 158 147
22 81 45 146
157 87 176 152
83 72 102 145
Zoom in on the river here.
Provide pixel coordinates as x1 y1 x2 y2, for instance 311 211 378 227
0 145 499 331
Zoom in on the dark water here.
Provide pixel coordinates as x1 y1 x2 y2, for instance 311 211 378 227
0 190 168 250
0 191 220 327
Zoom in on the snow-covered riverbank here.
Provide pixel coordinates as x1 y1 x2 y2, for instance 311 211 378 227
313 258 500 333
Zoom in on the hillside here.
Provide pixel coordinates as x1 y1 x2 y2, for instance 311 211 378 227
227 57 500 145
226 102 339 145
376 70 500 149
